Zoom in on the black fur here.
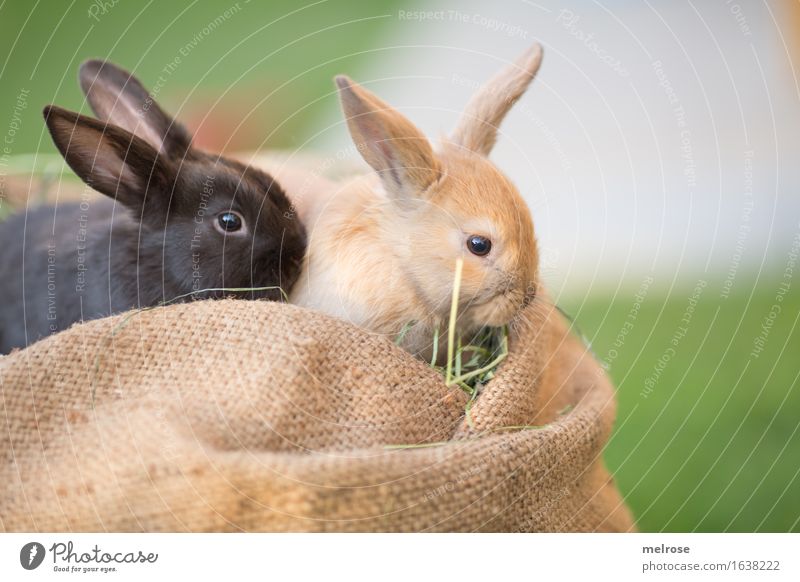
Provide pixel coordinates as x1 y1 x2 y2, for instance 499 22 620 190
0 61 305 353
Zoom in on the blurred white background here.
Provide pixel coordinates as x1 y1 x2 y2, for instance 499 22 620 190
312 0 800 296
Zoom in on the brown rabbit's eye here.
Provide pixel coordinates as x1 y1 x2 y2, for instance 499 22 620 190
467 235 492 256
217 211 243 233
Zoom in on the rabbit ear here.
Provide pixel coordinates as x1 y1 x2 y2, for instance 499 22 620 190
44 105 174 215
79 59 191 158
336 76 440 200
450 44 543 156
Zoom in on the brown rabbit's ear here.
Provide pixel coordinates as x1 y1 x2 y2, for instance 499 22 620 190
336 76 440 200
450 43 543 156
44 105 173 214
79 59 191 158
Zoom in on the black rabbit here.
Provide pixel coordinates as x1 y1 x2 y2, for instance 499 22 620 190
0 60 306 353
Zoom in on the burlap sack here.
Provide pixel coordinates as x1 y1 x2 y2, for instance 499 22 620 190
0 296 635 532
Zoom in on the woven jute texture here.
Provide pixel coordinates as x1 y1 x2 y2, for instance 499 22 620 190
0 298 635 532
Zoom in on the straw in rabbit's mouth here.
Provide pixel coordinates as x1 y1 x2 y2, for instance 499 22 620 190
396 257 509 398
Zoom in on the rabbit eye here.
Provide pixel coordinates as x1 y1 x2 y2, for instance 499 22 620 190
466 235 492 256
216 211 243 233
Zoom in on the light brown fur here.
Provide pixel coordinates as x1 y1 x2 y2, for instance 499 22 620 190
290 44 544 360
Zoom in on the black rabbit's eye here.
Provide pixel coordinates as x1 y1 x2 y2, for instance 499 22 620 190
217 212 243 232
466 235 492 256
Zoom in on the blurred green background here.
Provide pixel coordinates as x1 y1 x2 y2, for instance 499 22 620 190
0 0 398 155
0 0 798 532
564 277 799 532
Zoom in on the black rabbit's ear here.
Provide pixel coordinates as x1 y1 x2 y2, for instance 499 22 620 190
44 105 174 215
78 59 191 158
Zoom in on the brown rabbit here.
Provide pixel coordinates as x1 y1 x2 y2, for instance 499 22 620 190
290 45 543 361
